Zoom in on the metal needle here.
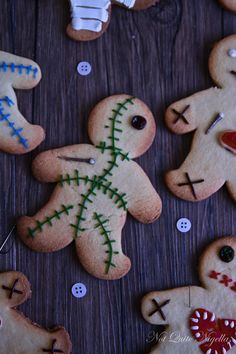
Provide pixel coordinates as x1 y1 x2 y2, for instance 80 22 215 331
0 225 16 253
58 156 96 165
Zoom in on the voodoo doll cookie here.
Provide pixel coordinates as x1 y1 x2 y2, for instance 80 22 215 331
0 51 44 154
0 271 72 353
218 0 236 13
17 95 162 280
165 35 236 202
67 0 158 41
142 236 236 354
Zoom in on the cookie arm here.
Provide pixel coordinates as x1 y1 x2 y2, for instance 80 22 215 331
165 89 214 134
141 286 206 326
32 144 97 182
32 149 68 182
126 162 162 223
0 271 31 308
0 51 41 90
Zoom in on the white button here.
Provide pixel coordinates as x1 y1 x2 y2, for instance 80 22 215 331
71 283 87 298
176 218 191 233
77 61 92 76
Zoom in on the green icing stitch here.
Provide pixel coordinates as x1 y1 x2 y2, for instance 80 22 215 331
27 204 74 239
59 171 128 210
71 97 135 238
94 212 119 274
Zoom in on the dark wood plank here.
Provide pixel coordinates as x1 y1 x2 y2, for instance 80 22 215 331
0 0 236 353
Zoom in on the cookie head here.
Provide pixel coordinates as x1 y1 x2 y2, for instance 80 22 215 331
200 236 236 293
209 34 236 88
88 94 156 158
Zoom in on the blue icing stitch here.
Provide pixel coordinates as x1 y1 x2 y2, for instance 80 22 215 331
0 97 29 149
0 62 38 78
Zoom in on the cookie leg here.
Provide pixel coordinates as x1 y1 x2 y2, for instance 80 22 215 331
226 179 236 202
38 328 72 354
17 201 76 252
165 168 225 201
75 218 131 280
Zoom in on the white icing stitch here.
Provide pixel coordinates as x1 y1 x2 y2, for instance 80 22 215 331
70 0 111 32
116 0 136 8
73 7 109 22
72 19 102 32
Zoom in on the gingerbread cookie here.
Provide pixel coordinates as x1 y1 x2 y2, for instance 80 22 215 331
67 0 158 41
165 35 236 202
142 236 236 354
17 95 162 280
218 0 236 13
0 51 44 154
0 271 72 353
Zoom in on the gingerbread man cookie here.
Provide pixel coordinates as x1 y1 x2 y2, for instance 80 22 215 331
67 0 159 41
17 95 162 280
218 0 236 13
142 236 236 354
0 271 72 353
0 51 44 154
165 35 236 202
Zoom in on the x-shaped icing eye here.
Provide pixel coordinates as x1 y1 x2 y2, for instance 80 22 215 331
228 49 236 57
2 279 23 299
219 246 235 263
131 116 147 130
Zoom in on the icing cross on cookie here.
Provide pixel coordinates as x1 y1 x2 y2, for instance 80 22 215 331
0 271 71 353
17 95 162 280
0 51 44 154
67 0 159 41
165 35 236 202
142 237 236 354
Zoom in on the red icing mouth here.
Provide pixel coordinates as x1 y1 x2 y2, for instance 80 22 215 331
190 308 236 353
220 131 236 153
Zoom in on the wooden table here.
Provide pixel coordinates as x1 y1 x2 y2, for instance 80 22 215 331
0 0 235 353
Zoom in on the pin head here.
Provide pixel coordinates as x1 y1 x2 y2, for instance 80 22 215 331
228 49 236 58
89 158 96 165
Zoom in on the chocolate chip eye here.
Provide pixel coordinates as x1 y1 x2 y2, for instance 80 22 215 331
131 116 147 130
219 245 234 263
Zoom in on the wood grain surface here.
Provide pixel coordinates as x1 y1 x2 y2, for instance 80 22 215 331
0 0 236 353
